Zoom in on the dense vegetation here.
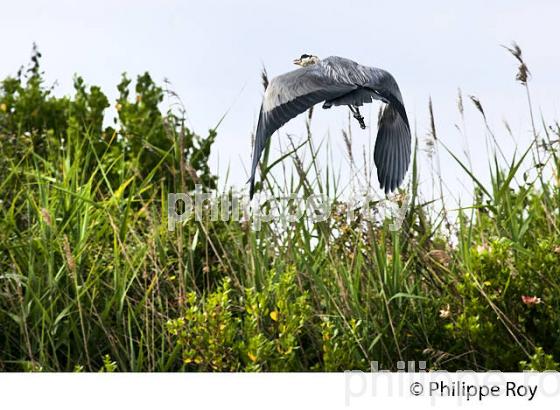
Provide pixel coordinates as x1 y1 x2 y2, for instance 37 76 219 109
1 46 559 371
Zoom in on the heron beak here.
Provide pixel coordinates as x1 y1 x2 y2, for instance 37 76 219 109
293 59 302 66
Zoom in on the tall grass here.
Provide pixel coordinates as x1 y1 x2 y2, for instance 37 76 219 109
1 45 560 371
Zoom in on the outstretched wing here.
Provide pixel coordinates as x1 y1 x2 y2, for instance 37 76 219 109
249 63 357 198
367 68 411 193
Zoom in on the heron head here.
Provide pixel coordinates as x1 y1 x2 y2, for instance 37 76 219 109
293 54 319 67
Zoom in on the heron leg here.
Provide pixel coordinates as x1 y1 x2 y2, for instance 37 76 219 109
349 105 366 129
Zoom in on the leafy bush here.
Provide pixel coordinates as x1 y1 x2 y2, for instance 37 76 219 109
167 268 311 371
0 46 217 371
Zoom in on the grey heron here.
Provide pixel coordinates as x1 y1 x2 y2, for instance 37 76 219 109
249 54 411 198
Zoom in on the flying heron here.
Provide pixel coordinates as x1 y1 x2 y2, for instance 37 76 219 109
249 54 411 198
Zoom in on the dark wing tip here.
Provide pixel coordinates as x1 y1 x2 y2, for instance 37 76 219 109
248 176 256 199
374 104 411 194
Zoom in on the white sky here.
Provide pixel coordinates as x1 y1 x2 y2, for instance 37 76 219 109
2 1 560 203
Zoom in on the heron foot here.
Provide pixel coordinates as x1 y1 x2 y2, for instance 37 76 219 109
354 114 366 129
349 105 366 129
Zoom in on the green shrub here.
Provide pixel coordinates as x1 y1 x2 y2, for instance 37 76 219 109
166 268 312 371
